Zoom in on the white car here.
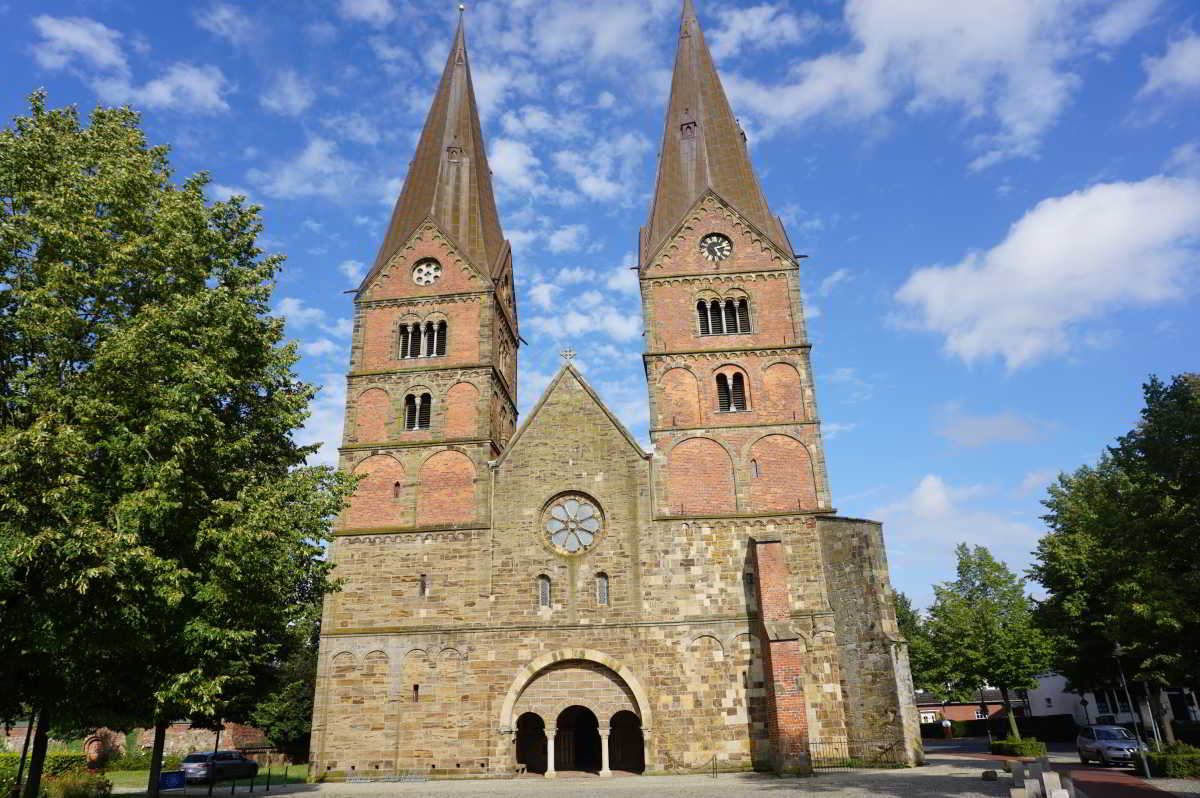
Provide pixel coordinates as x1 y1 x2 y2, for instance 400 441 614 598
1076 725 1147 766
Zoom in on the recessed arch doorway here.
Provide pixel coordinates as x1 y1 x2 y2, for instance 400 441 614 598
555 705 601 773
514 712 547 775
609 710 645 773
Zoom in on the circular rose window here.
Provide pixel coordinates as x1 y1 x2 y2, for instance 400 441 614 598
412 258 442 286
545 495 601 554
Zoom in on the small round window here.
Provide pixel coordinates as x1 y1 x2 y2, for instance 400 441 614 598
544 495 601 554
412 258 442 286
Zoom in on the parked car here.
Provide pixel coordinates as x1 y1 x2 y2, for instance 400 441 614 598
1076 725 1147 766
181 751 259 783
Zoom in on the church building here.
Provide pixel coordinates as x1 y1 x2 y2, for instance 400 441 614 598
310 0 921 778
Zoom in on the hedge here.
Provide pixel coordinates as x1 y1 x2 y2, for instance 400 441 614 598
1135 751 1200 778
989 737 1048 758
0 753 89 776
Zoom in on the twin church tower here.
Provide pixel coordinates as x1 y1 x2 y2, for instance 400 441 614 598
311 0 920 778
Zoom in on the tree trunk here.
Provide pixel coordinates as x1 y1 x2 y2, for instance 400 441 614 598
22 710 49 798
999 687 1021 739
146 722 168 798
1148 683 1177 745
13 710 35 798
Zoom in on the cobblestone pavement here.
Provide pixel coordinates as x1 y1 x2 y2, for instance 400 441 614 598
164 756 1011 798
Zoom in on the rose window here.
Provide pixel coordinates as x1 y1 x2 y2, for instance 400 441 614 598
412 258 442 286
545 496 601 554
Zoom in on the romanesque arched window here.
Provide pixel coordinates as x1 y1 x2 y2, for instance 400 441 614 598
731 372 747 411
696 301 710 335
697 296 751 335
419 573 430 598
596 573 609 605
399 322 423 359
393 481 402 498
537 574 551 608
716 373 731 412
709 300 724 334
716 371 748 412
398 325 410 358
436 321 447 356
404 393 432 430
751 459 761 478
423 322 436 356
736 298 750 333
723 299 738 333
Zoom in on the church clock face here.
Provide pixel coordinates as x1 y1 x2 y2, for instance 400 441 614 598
412 258 442 286
700 233 733 262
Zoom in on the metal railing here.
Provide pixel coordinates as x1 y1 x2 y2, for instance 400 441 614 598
808 739 906 772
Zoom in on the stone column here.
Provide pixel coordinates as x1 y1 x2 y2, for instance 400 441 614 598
599 726 612 777
545 729 557 778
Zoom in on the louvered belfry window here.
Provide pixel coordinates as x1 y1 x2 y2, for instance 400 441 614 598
709 300 724 334
418 393 431 428
408 323 421 358
697 297 750 335
436 321 447 356
398 326 410 357
423 322 436 356
404 394 418 429
731 373 747 411
717 374 732 412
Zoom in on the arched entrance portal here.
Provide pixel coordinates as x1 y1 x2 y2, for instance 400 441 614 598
514 712 547 775
555 706 601 773
609 710 645 773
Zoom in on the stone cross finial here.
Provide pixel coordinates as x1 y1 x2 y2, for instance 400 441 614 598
560 347 576 362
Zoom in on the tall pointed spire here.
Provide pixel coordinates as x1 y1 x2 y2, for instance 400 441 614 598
370 12 507 277
642 0 790 265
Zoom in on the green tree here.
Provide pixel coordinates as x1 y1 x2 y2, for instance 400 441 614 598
0 93 354 798
249 608 323 762
926 545 1052 739
894 592 949 700
1033 374 1199 744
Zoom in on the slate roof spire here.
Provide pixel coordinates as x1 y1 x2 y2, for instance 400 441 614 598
642 0 790 265
370 11 507 277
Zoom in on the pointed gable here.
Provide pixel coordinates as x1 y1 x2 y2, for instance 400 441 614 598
642 0 790 266
497 364 647 469
367 15 507 285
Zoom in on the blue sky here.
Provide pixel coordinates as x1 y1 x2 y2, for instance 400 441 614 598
6 0 1199 608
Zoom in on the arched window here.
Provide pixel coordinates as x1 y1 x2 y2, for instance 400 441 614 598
436 321 447 356
731 373 747 411
419 573 429 598
696 301 710 335
709 300 724 334
405 393 432 430
398 325 410 358
423 322 436 357
716 374 731 412
404 322 420 358
737 299 750 333
596 573 609 605
751 459 761 478
393 481 402 498
537 575 551 608
724 299 738 333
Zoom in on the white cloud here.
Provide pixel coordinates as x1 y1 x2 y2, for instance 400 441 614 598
94 63 232 114
819 268 853 297
1140 33 1200 97
276 298 352 339
1018 469 1057 496
1165 140 1200 178
1090 0 1161 47
209 184 253 203
935 402 1040 447
261 70 315 116
501 105 587 140
527 303 642 342
553 132 650 202
301 338 341 357
529 283 559 312
709 4 819 61
823 422 856 439
723 0 1156 169
194 3 255 47
323 112 382 146
490 137 545 194
605 254 640 294
248 137 360 200
339 260 366 284
295 375 346 467
306 22 337 44
825 367 873 402
547 224 588 254
31 15 127 72
337 0 396 27
556 266 595 284
895 176 1200 370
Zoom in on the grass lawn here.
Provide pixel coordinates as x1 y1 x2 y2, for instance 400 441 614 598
102 768 308 794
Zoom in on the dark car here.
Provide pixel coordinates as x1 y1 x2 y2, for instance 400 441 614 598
181 751 259 783
1076 725 1147 766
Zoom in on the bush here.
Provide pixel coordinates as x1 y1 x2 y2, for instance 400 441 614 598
44 771 111 798
101 750 180 772
1135 743 1200 779
1174 721 1200 747
989 737 1048 758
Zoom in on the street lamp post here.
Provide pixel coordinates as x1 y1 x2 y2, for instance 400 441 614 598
1079 697 1091 726
1114 647 1153 779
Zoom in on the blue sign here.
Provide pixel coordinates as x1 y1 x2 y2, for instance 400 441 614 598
159 771 186 791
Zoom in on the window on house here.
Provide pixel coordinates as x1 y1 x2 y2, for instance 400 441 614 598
697 301 710 335
1045 697 1053 708
404 393 432 430
596 573 609 605
716 373 731 412
731 372 747 411
1095 691 1111 714
975 710 987 720
419 573 429 598
537 575 551 608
